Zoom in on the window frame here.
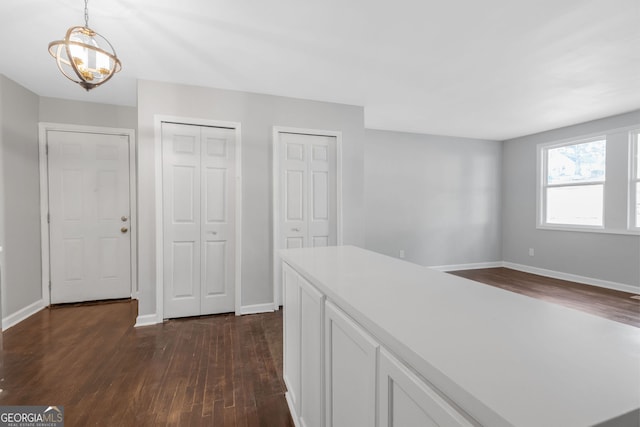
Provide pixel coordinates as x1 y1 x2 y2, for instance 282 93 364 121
629 130 640 231
537 135 607 232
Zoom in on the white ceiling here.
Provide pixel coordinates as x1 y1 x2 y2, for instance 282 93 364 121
1 0 639 140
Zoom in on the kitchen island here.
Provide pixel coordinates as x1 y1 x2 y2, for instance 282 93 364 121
280 245 640 427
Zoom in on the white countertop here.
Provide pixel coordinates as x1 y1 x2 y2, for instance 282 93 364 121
280 245 640 427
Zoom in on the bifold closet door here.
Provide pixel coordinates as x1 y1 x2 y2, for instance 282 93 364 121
279 132 337 250
162 122 236 319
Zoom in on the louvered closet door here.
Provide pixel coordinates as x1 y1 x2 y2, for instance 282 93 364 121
162 123 235 319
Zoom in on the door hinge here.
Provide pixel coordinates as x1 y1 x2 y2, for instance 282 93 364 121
49 280 51 290
45 143 49 155
47 213 50 224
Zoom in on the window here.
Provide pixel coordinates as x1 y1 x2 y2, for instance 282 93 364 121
631 131 640 230
540 138 606 227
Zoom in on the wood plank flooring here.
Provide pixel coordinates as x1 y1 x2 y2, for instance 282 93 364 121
0 301 294 427
449 267 640 328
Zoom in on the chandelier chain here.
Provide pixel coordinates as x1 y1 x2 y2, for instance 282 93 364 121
84 0 89 27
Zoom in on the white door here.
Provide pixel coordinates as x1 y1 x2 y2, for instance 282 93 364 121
275 132 338 305
48 130 131 304
162 122 236 318
280 132 337 249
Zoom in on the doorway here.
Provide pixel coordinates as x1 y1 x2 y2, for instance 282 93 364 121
39 124 137 305
272 127 343 308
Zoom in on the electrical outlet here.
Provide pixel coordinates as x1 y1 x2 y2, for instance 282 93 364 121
399 250 405 259
528 248 535 256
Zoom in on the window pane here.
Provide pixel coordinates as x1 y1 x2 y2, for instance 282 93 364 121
547 140 606 185
546 185 603 226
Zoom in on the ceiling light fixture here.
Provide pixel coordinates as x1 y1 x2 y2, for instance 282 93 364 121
48 0 121 91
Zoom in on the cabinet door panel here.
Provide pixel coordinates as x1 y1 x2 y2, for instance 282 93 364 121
379 348 473 427
300 276 325 427
325 301 378 427
283 263 301 417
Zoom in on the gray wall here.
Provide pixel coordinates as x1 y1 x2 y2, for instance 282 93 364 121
39 97 137 130
0 88 137 325
364 129 502 267
137 80 365 316
502 110 640 288
1 72 636 324
0 75 41 320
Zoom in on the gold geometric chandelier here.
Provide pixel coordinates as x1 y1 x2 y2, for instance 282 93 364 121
48 0 122 91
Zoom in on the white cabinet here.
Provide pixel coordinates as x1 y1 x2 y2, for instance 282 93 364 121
283 262 325 427
379 348 474 427
324 300 378 427
299 276 325 427
281 246 640 427
283 263 301 418
283 260 474 427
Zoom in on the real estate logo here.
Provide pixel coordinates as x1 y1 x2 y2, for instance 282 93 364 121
0 406 63 427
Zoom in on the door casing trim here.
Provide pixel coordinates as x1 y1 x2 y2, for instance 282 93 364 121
272 126 343 310
154 116 243 320
38 123 138 306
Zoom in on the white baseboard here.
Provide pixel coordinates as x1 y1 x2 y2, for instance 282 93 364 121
503 262 640 295
429 261 503 272
285 391 301 427
134 313 162 327
135 304 276 324
239 303 276 316
2 299 46 331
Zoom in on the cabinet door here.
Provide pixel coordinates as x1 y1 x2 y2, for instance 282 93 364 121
300 276 325 427
379 348 474 427
283 263 301 418
325 301 378 427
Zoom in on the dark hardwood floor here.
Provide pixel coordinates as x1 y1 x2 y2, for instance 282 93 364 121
449 267 640 328
0 301 294 427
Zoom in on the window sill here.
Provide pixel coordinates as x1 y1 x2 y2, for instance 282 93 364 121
537 224 640 236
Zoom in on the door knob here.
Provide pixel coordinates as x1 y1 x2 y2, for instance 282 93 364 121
121 216 128 222
292 228 300 232
121 227 128 233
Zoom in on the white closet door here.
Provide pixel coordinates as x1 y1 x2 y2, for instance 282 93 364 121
162 123 202 318
200 126 235 315
279 133 336 250
280 133 308 250
307 135 336 248
48 130 131 304
163 123 236 318
276 132 337 307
